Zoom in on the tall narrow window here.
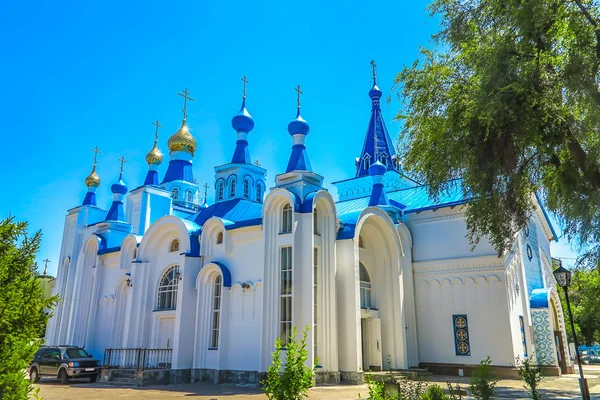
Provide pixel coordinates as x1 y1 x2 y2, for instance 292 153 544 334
381 154 388 167
282 204 293 234
186 190 193 203
364 157 370 170
210 275 222 348
216 231 223 244
243 179 250 198
313 209 318 235
359 263 371 309
172 188 179 200
256 183 263 203
230 178 236 197
313 247 318 362
217 182 224 201
157 265 179 310
280 246 293 345
519 316 528 357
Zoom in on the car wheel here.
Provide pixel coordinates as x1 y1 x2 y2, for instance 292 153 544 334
30 367 40 383
89 374 97 383
58 369 68 384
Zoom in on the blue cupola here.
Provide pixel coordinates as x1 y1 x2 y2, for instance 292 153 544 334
285 86 312 173
368 160 390 207
105 162 128 222
230 96 255 164
144 120 164 186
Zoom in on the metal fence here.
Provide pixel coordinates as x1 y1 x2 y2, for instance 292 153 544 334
103 348 172 371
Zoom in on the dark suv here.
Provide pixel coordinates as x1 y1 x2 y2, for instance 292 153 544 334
30 346 100 383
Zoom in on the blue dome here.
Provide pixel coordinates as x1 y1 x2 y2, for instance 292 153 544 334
287 111 310 136
369 160 386 176
231 100 255 133
369 84 383 99
111 179 128 194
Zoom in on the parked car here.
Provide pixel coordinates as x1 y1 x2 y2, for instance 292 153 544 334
29 346 100 383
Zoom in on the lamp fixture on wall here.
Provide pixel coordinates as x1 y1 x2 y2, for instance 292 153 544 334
125 272 132 287
241 282 250 289
175 271 181 282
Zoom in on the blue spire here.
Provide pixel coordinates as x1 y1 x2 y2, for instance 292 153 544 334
285 85 312 173
105 163 128 222
368 161 390 207
356 63 398 177
231 97 255 164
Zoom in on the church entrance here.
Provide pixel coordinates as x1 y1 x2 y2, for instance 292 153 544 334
157 317 175 349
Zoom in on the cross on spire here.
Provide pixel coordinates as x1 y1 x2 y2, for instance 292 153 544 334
295 85 303 110
42 258 51 276
241 76 248 99
91 146 102 165
203 182 209 203
254 159 261 167
370 60 377 83
118 156 127 177
177 88 194 120
152 119 162 141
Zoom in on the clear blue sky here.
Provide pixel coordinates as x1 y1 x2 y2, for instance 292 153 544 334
0 0 577 276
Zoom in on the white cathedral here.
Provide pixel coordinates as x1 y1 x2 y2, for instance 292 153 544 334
45 73 573 385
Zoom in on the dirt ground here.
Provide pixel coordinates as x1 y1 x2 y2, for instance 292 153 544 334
34 365 600 399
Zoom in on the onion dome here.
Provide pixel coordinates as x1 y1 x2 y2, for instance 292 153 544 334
369 160 386 176
231 98 255 133
85 165 101 188
146 141 163 165
287 110 310 136
168 120 197 155
111 178 128 195
369 84 383 100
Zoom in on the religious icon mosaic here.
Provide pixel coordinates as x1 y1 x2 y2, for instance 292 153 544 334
453 314 471 356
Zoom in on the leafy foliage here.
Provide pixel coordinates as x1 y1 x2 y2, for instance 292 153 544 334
395 0 600 266
469 357 498 400
422 384 450 400
0 216 57 399
262 325 316 400
516 356 543 400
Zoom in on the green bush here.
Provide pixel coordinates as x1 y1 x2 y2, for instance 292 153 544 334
469 357 498 400
262 325 317 400
516 356 543 400
422 384 449 400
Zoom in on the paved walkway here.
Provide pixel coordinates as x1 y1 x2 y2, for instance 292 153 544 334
34 366 600 399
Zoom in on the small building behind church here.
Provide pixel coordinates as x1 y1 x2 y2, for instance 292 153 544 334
45 71 572 385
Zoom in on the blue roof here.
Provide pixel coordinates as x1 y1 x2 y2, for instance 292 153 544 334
186 198 263 229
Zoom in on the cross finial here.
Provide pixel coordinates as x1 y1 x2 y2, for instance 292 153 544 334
254 159 261 167
295 85 303 110
91 146 102 165
42 259 51 276
203 182 209 203
241 76 248 99
177 88 195 120
118 156 127 177
152 119 163 141
370 60 377 83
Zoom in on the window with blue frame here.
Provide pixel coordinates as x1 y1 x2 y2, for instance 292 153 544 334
453 314 471 356
520 316 528 357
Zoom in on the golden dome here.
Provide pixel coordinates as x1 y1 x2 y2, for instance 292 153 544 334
168 120 197 155
85 164 101 188
146 141 163 165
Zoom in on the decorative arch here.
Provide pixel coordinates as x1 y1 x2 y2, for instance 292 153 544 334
200 217 228 256
215 179 225 201
137 216 197 260
156 265 180 311
119 235 139 269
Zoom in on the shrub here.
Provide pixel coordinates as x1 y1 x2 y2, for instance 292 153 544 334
469 357 498 400
422 384 449 400
516 356 543 400
262 325 317 400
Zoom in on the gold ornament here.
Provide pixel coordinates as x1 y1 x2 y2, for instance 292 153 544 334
146 141 163 165
168 120 197 155
85 164 101 188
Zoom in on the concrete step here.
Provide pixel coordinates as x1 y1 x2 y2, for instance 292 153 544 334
107 377 137 386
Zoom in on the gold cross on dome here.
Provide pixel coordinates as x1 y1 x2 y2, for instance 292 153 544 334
152 119 163 140
91 146 102 164
370 59 377 82
241 76 248 99
295 84 303 109
42 259 51 276
177 88 195 120
118 156 127 175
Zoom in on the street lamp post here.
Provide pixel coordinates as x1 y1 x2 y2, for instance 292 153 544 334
553 263 590 400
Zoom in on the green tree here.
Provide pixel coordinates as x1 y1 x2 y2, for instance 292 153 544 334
395 0 600 267
469 357 498 400
557 267 600 345
516 356 543 400
0 216 57 399
262 326 317 400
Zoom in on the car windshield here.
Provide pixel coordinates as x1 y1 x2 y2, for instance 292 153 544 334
63 348 89 359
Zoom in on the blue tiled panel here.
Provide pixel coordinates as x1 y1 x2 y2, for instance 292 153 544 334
522 221 544 295
453 314 471 356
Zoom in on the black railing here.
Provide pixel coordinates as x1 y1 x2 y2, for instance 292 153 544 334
103 348 172 371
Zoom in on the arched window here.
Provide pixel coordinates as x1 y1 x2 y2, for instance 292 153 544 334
210 275 222 348
381 154 388 167
280 246 292 344
359 263 371 309
364 157 371 170
243 179 250 199
186 190 193 203
282 204 292 234
157 265 179 310
217 181 224 201
230 178 236 197
313 208 318 235
256 183 263 203
172 188 179 200
216 231 223 244
170 239 179 252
